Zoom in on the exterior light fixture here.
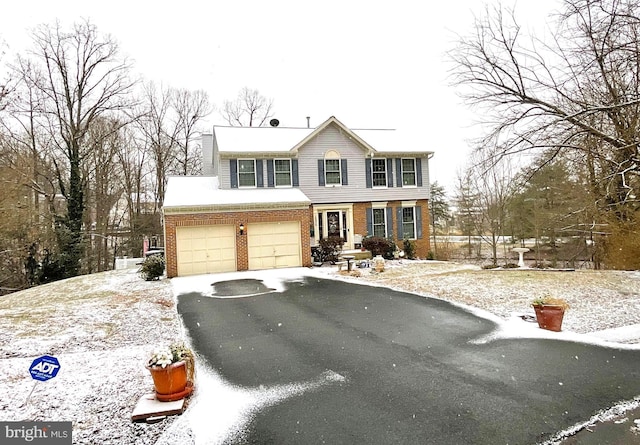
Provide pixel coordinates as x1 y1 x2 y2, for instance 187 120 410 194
239 223 245 235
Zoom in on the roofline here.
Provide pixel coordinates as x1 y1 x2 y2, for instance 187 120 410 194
289 116 378 154
163 201 311 214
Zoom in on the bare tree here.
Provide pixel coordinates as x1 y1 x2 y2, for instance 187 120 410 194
135 81 180 213
115 125 154 257
13 19 135 277
171 88 211 175
221 87 274 127
84 117 125 272
450 0 640 218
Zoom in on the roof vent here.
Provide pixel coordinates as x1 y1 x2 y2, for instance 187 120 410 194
269 118 280 127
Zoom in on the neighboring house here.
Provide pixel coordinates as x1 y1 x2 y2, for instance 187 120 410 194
163 116 433 277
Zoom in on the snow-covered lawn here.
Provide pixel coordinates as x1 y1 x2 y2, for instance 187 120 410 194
0 261 639 444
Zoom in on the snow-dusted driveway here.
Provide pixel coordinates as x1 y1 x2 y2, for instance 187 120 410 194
171 269 640 445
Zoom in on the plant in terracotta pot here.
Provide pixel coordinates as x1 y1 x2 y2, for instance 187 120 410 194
532 296 569 332
147 342 195 401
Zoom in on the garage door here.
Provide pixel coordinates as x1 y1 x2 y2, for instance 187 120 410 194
247 222 301 270
176 225 236 276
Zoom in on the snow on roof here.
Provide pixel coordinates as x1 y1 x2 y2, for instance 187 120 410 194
214 126 313 153
163 176 311 210
213 119 433 155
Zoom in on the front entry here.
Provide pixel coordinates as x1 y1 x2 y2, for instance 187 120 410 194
314 206 354 248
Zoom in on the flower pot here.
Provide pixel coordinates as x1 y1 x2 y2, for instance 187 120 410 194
147 360 191 402
532 304 566 332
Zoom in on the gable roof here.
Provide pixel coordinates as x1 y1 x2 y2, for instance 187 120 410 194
211 116 433 156
288 116 376 154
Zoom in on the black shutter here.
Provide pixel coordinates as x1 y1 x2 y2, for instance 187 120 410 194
292 159 299 186
396 207 403 239
416 158 423 187
267 159 274 187
386 207 393 238
341 159 348 185
318 160 325 186
256 159 264 187
387 158 394 187
396 158 402 187
230 159 238 188
416 206 423 239
365 158 372 188
366 208 373 236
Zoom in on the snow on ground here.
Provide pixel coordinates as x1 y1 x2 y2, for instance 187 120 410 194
1 261 639 444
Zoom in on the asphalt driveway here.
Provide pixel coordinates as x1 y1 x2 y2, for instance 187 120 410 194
176 274 640 444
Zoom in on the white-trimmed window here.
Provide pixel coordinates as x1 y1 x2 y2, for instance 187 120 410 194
372 159 387 187
402 207 416 239
372 208 386 237
325 159 341 185
274 159 292 187
402 158 416 186
238 159 256 187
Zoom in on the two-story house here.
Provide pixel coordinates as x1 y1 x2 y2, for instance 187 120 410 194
163 116 433 277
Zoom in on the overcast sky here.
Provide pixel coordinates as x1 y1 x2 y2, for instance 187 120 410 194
0 0 561 194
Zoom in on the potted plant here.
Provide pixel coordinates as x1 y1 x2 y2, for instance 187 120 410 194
532 296 569 332
147 342 195 401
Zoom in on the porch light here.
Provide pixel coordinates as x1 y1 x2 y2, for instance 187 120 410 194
239 223 245 235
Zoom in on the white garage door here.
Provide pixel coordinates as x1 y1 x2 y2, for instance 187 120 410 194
176 225 236 276
247 222 301 270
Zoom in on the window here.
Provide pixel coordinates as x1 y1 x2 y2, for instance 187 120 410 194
325 159 341 185
372 208 386 237
238 159 256 187
274 159 292 187
402 158 416 186
402 207 416 239
372 159 387 187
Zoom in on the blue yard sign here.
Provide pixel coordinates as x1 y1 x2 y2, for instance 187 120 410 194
29 355 61 381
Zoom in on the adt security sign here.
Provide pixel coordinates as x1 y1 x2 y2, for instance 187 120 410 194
29 355 61 381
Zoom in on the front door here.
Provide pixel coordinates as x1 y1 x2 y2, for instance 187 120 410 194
320 210 348 242
327 211 341 238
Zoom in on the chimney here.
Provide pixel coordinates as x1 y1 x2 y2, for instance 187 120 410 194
306 116 310 128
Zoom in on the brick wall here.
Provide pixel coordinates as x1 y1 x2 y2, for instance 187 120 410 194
385 199 431 258
164 208 311 278
307 200 431 258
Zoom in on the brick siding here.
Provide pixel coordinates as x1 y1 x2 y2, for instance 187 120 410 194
164 208 311 278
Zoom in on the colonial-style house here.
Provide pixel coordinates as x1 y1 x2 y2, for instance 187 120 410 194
163 116 433 277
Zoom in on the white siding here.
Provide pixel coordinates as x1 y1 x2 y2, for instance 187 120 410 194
297 124 431 203
215 123 431 201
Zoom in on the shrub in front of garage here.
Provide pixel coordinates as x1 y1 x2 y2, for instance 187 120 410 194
140 255 165 281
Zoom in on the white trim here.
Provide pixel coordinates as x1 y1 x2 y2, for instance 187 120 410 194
372 207 387 238
238 158 257 188
401 157 417 187
274 158 293 188
312 203 355 249
324 158 342 186
401 206 417 240
371 158 388 188
402 200 417 207
371 201 388 208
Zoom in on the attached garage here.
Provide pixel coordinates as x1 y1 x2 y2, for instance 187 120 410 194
163 177 312 278
248 222 301 270
176 225 236 276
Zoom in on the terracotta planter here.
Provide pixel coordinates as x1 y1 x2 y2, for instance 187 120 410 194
532 304 566 332
147 360 192 402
